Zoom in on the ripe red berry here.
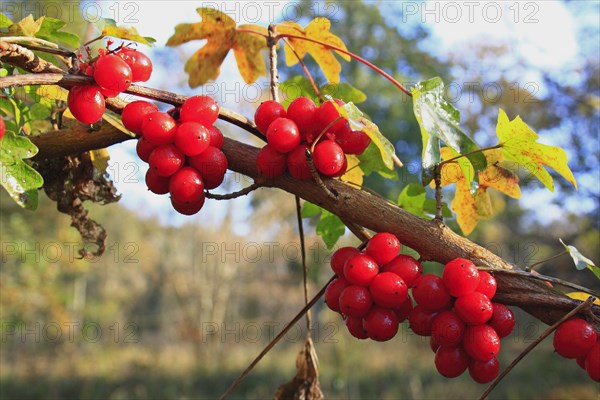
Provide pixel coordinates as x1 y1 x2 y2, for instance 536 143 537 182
117 48 153 82
487 303 515 338
93 54 132 97
313 140 345 176
395 297 413 322
454 291 493 325
256 144 287 178
254 100 286 134
412 274 452 311
553 318 598 359
365 232 401 265
409 305 439 336
330 247 361 277
169 167 205 203
443 258 480 297
171 197 205 216
136 137 158 163
174 122 210 156
338 285 373 318
67 85 105 124
344 253 379 286
576 353 587 370
369 272 408 309
0 118 5 140
142 112 177 145
435 346 469 378
324 277 349 313
122 101 158 135
463 324 500 361
335 123 371 155
207 125 224 148
476 271 497 299
180 95 219 125
430 335 441 353
145 168 170 195
431 310 465 347
188 147 228 189
382 254 423 287
469 357 500 384
345 316 368 340
315 99 346 134
287 96 318 138
266 117 301 153
148 144 185 177
330 154 348 177
364 306 399 342
286 144 312 180
585 342 600 381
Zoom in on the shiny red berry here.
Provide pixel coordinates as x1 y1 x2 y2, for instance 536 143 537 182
409 305 439 336
585 342 600 381
469 357 500 384
286 144 312 180
67 85 105 124
313 140 345 176
395 297 414 322
431 310 465 347
142 112 177 145
435 346 469 378
443 258 480 297
365 232 401 265
454 291 493 325
174 122 210 156
93 54 132 97
117 48 152 82
345 316 368 339
145 168 170 195
412 273 452 311
136 137 157 163
171 197 205 216
363 306 399 342
256 144 287 178
344 253 379 286
476 271 497 299
487 303 515 338
369 272 408 309
335 123 371 155
315 99 346 134
254 100 286 134
330 247 361 277
180 95 219 125
287 96 318 138
266 117 301 153
553 318 597 359
207 125 224 148
188 146 228 190
463 324 500 361
382 254 423 287
122 101 158 135
169 167 205 203
338 285 373 318
148 144 185 177
324 277 349 313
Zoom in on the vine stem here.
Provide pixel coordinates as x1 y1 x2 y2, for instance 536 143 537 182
479 296 594 400
527 250 569 270
282 37 321 99
434 164 443 222
438 144 503 167
295 196 312 331
219 275 335 400
304 148 337 200
204 182 262 200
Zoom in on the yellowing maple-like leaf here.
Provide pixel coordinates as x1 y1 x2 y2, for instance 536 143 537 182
341 154 364 187
276 18 350 83
496 109 577 191
166 8 267 87
8 14 43 36
478 149 520 199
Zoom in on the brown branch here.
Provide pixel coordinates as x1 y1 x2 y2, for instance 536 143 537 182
267 24 280 103
0 42 64 73
205 182 262 200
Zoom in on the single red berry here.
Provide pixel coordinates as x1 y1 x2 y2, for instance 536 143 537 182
180 95 219 125
431 310 465 347
93 54 132 97
369 272 408 309
576 353 587 370
487 303 515 338
412 274 452 311
171 197 205 216
0 118 5 140
330 154 348 177
136 137 158 163
409 305 439 336
553 318 598 359
286 144 312 180
287 96 318 138
122 101 158 135
188 147 228 190
344 253 379 286
313 140 345 176
169 167 205 203
335 123 371 155
469 357 500 384
454 291 493 325
365 232 401 265
363 306 399 342
174 122 210 156
148 144 185 177
430 335 441 353
382 254 423 287
345 316 368 340
67 85 105 124
266 117 301 153
256 144 287 178
145 168 170 195
463 324 500 362
476 271 497 299
207 125 224 148
338 285 373 318
142 112 177 145
117 48 153 82
315 99 346 134
330 247 361 277
443 258 481 297
324 277 349 313
395 297 414 323
585 342 600 381
435 346 469 378
254 100 286 134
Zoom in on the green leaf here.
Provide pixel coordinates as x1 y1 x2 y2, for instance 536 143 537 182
316 210 346 249
301 201 322 218
0 12 13 29
397 183 451 218
36 17 80 47
412 77 486 185
102 109 135 138
559 239 597 278
101 25 156 46
280 76 318 107
357 142 397 179
0 131 44 210
321 82 366 104
28 103 51 121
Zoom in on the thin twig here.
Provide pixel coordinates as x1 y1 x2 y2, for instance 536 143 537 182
434 164 443 223
527 250 569 271
281 37 321 99
219 275 336 400
309 116 344 153
305 148 337 200
295 196 312 331
438 144 502 167
267 24 279 102
479 296 594 400
341 217 372 243
205 182 262 200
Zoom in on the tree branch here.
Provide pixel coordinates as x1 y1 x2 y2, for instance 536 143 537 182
0 42 64 73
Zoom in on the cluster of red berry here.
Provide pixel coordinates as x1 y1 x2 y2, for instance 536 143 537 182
554 317 599 381
122 95 227 215
68 45 152 124
254 97 371 179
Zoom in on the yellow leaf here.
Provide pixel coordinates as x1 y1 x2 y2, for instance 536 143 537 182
36 85 68 102
101 25 155 46
566 292 600 305
277 21 307 65
341 155 363 187
9 15 43 36
102 110 135 138
478 149 521 199
496 109 577 192
439 147 474 187
474 187 492 218
90 149 110 174
233 25 267 84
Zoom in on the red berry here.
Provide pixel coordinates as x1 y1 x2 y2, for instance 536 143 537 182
435 346 469 378
487 303 515 338
145 168 170 195
576 353 587 370
93 54 132 97
0 118 5 140
171 197 205 216
330 154 348 177
122 101 158 135
136 137 157 163
148 144 185 177
344 253 379 286
443 258 480 297
431 310 465 347
463 324 500 361
266 117 301 153
338 285 373 318
142 112 177 145
315 99 346 134
169 167 205 203
409 305 439 336
255 100 286 134
324 277 349 313
313 140 345 176
364 306 399 342
454 291 493 325
287 96 318 138
476 271 497 299
345 316 368 339
256 144 287 178
382 254 423 287
188 147 228 190
365 232 401 265
335 123 371 155
369 272 408 309
395 297 414 323
286 144 312 180
330 247 361 277
180 95 219 125
585 342 600 381
117 48 152 82
174 122 210 156
67 85 105 124
553 318 597 359
430 335 441 353
412 274 452 311
207 125 224 148
469 357 500 384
